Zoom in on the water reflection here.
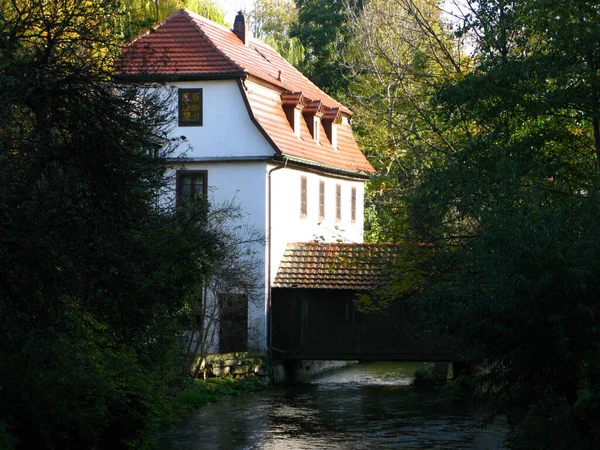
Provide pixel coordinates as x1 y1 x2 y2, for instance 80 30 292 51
159 362 506 449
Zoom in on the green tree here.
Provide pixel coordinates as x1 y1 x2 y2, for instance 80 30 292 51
120 0 226 40
291 0 364 95
246 0 305 67
341 0 470 242
0 0 224 447
388 0 600 447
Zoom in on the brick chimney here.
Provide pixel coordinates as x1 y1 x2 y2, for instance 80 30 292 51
233 11 248 45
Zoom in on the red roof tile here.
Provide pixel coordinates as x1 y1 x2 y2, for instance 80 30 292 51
245 87 373 173
118 9 375 176
118 10 244 77
273 243 401 290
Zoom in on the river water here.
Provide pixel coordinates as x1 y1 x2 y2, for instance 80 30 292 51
159 362 508 449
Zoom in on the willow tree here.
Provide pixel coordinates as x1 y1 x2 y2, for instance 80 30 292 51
246 0 305 67
120 0 226 39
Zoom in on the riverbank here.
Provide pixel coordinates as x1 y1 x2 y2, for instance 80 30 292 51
176 375 269 410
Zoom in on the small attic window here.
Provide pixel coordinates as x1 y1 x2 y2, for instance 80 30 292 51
329 122 338 149
323 107 341 149
303 99 323 144
294 109 302 138
282 91 304 138
313 117 320 144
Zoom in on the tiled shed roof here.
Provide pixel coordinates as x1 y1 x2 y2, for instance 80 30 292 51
117 9 375 176
273 243 401 290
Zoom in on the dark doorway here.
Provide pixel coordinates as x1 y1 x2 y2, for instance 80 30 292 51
219 293 248 353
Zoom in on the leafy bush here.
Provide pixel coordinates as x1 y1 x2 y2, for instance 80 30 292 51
0 422 15 450
412 364 436 386
176 377 267 410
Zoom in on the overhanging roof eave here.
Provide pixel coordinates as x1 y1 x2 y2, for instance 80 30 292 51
270 154 373 180
114 72 246 82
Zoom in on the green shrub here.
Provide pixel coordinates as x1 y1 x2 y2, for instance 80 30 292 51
176 376 267 410
0 422 15 450
412 364 436 386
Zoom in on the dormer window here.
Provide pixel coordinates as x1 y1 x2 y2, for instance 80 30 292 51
294 109 302 138
282 91 304 138
323 107 341 149
303 99 323 144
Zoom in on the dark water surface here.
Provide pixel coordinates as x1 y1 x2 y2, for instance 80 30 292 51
159 362 507 449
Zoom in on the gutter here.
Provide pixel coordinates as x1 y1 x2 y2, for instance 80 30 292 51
270 154 373 181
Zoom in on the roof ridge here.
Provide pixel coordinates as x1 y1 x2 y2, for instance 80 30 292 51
180 9 246 75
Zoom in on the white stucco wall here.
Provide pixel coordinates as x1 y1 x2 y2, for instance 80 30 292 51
268 165 366 282
168 79 274 159
161 77 368 354
168 160 269 354
163 79 275 353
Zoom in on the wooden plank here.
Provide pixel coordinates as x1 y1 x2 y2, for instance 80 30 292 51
271 288 455 361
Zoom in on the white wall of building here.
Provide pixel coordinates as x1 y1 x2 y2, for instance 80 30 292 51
165 78 274 353
170 160 269 354
268 165 366 282
163 78 368 354
169 79 274 159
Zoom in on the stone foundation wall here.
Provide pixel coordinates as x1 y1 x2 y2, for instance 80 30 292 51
195 353 356 384
196 352 266 378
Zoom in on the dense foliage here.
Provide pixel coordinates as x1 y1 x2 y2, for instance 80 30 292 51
341 0 470 242
120 0 226 40
0 1 226 448
246 0 305 67
375 0 600 447
291 0 364 96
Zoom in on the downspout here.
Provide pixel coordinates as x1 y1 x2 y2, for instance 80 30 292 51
235 76 287 359
266 157 288 361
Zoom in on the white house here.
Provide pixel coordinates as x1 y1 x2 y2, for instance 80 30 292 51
118 9 375 356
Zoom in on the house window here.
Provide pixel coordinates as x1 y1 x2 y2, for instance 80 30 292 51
294 109 302 137
178 89 203 126
319 180 325 220
313 117 320 143
300 176 307 218
176 170 207 206
351 186 356 223
329 122 337 149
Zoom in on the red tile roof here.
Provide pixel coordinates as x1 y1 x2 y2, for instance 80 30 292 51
118 9 375 176
273 243 401 290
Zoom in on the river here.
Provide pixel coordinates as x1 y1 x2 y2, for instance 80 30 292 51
158 361 508 449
